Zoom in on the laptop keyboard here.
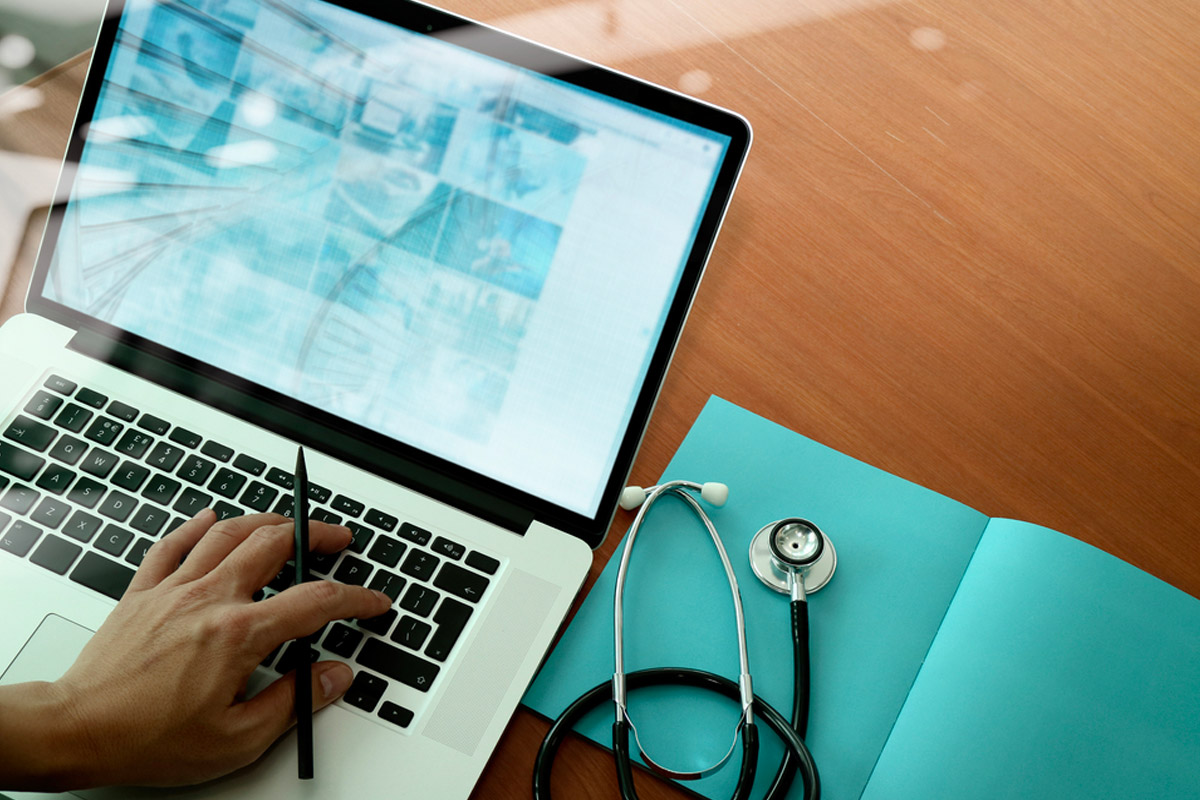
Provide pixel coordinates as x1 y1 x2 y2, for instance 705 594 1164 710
0 373 503 732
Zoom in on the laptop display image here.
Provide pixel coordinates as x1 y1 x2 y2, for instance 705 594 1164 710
0 0 749 796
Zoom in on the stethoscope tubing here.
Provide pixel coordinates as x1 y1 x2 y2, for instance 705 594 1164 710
531 665 819 800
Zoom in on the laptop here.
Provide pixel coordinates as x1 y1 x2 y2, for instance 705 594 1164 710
0 0 749 796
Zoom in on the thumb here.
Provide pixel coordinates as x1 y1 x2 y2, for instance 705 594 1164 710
239 661 355 746
313 661 354 709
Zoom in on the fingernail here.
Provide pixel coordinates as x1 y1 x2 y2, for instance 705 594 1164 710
373 590 392 606
319 663 353 699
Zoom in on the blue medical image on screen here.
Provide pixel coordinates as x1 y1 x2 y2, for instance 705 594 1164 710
43 0 731 512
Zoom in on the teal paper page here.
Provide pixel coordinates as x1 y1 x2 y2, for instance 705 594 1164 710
522 396 990 798
861 519 1200 799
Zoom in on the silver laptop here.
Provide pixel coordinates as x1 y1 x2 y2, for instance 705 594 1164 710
0 0 749 796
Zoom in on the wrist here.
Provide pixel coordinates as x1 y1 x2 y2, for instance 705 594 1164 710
0 680 101 791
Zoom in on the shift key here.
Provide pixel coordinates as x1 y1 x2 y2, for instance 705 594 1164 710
357 638 440 692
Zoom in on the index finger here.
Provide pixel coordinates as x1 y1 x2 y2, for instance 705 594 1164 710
251 581 391 647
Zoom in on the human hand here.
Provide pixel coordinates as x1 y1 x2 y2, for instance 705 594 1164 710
41 509 391 789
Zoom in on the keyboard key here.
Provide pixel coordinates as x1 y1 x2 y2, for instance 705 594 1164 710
79 449 118 478
30 534 83 575
200 440 233 462
323 623 363 658
275 641 318 674
272 495 295 518
232 453 265 476
145 442 185 472
367 537 406 568
30 496 70 529
367 569 406 602
309 551 338 576
75 387 107 408
390 615 431 651
25 390 63 420
212 501 243 521
0 441 45 481
267 567 294 592
239 481 278 512
426 598 473 662
356 639 439 693
44 375 77 395
63 510 102 543
98 490 137 522
142 474 182 506
96 524 134 557
172 487 213 517
346 522 374 554
342 671 388 712
69 551 135 600
399 549 439 581
364 509 397 532
398 522 431 546
1 484 40 515
265 467 293 490
333 556 372 586
0 509 8 532
129 504 170 537
4 415 57 451
114 430 154 459
66 477 105 509
34 463 75 495
331 494 364 518
53 404 93 434
107 401 138 422
208 468 246 499
48 434 88 466
0 519 41 557
125 537 155 566
399 584 438 617
357 608 396 636
465 551 500 575
377 701 414 729
311 508 342 525
136 414 170 436
83 416 123 446
112 462 150 492
433 562 490 603
431 536 466 560
0 475 6 492
177 455 216 485
168 427 202 448
307 483 331 504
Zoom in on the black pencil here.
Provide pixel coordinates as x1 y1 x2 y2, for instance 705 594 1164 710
294 446 313 780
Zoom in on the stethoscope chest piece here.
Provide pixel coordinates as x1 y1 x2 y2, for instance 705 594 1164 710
750 518 837 595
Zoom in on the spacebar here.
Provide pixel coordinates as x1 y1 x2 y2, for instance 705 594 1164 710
357 638 440 692
69 552 136 601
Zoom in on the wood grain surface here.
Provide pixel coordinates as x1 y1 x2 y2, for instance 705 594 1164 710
1 1 1196 798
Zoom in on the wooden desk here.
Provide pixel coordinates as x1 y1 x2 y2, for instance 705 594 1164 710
1 1 1197 797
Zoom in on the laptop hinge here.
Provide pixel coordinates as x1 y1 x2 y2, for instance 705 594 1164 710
68 328 533 535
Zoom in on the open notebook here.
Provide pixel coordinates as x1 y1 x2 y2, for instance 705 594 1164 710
523 396 1200 799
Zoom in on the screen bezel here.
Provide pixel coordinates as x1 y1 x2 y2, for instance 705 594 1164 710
26 0 751 547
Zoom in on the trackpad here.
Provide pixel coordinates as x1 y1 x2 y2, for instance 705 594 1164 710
0 614 94 686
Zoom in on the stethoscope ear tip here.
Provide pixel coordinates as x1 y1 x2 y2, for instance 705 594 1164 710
700 482 729 506
619 486 648 510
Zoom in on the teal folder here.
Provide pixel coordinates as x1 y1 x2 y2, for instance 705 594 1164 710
522 397 1200 798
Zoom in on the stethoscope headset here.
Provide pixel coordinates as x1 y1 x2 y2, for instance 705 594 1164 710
533 480 837 800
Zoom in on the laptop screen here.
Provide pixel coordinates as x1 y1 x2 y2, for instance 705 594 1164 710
35 0 742 524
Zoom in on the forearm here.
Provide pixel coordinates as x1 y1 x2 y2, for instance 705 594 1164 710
0 681 95 792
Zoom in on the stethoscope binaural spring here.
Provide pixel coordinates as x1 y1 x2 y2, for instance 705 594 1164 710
532 480 837 800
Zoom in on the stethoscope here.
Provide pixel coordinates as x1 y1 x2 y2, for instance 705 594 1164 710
533 480 837 800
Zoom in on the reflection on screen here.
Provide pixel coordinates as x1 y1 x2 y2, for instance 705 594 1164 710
45 0 729 517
